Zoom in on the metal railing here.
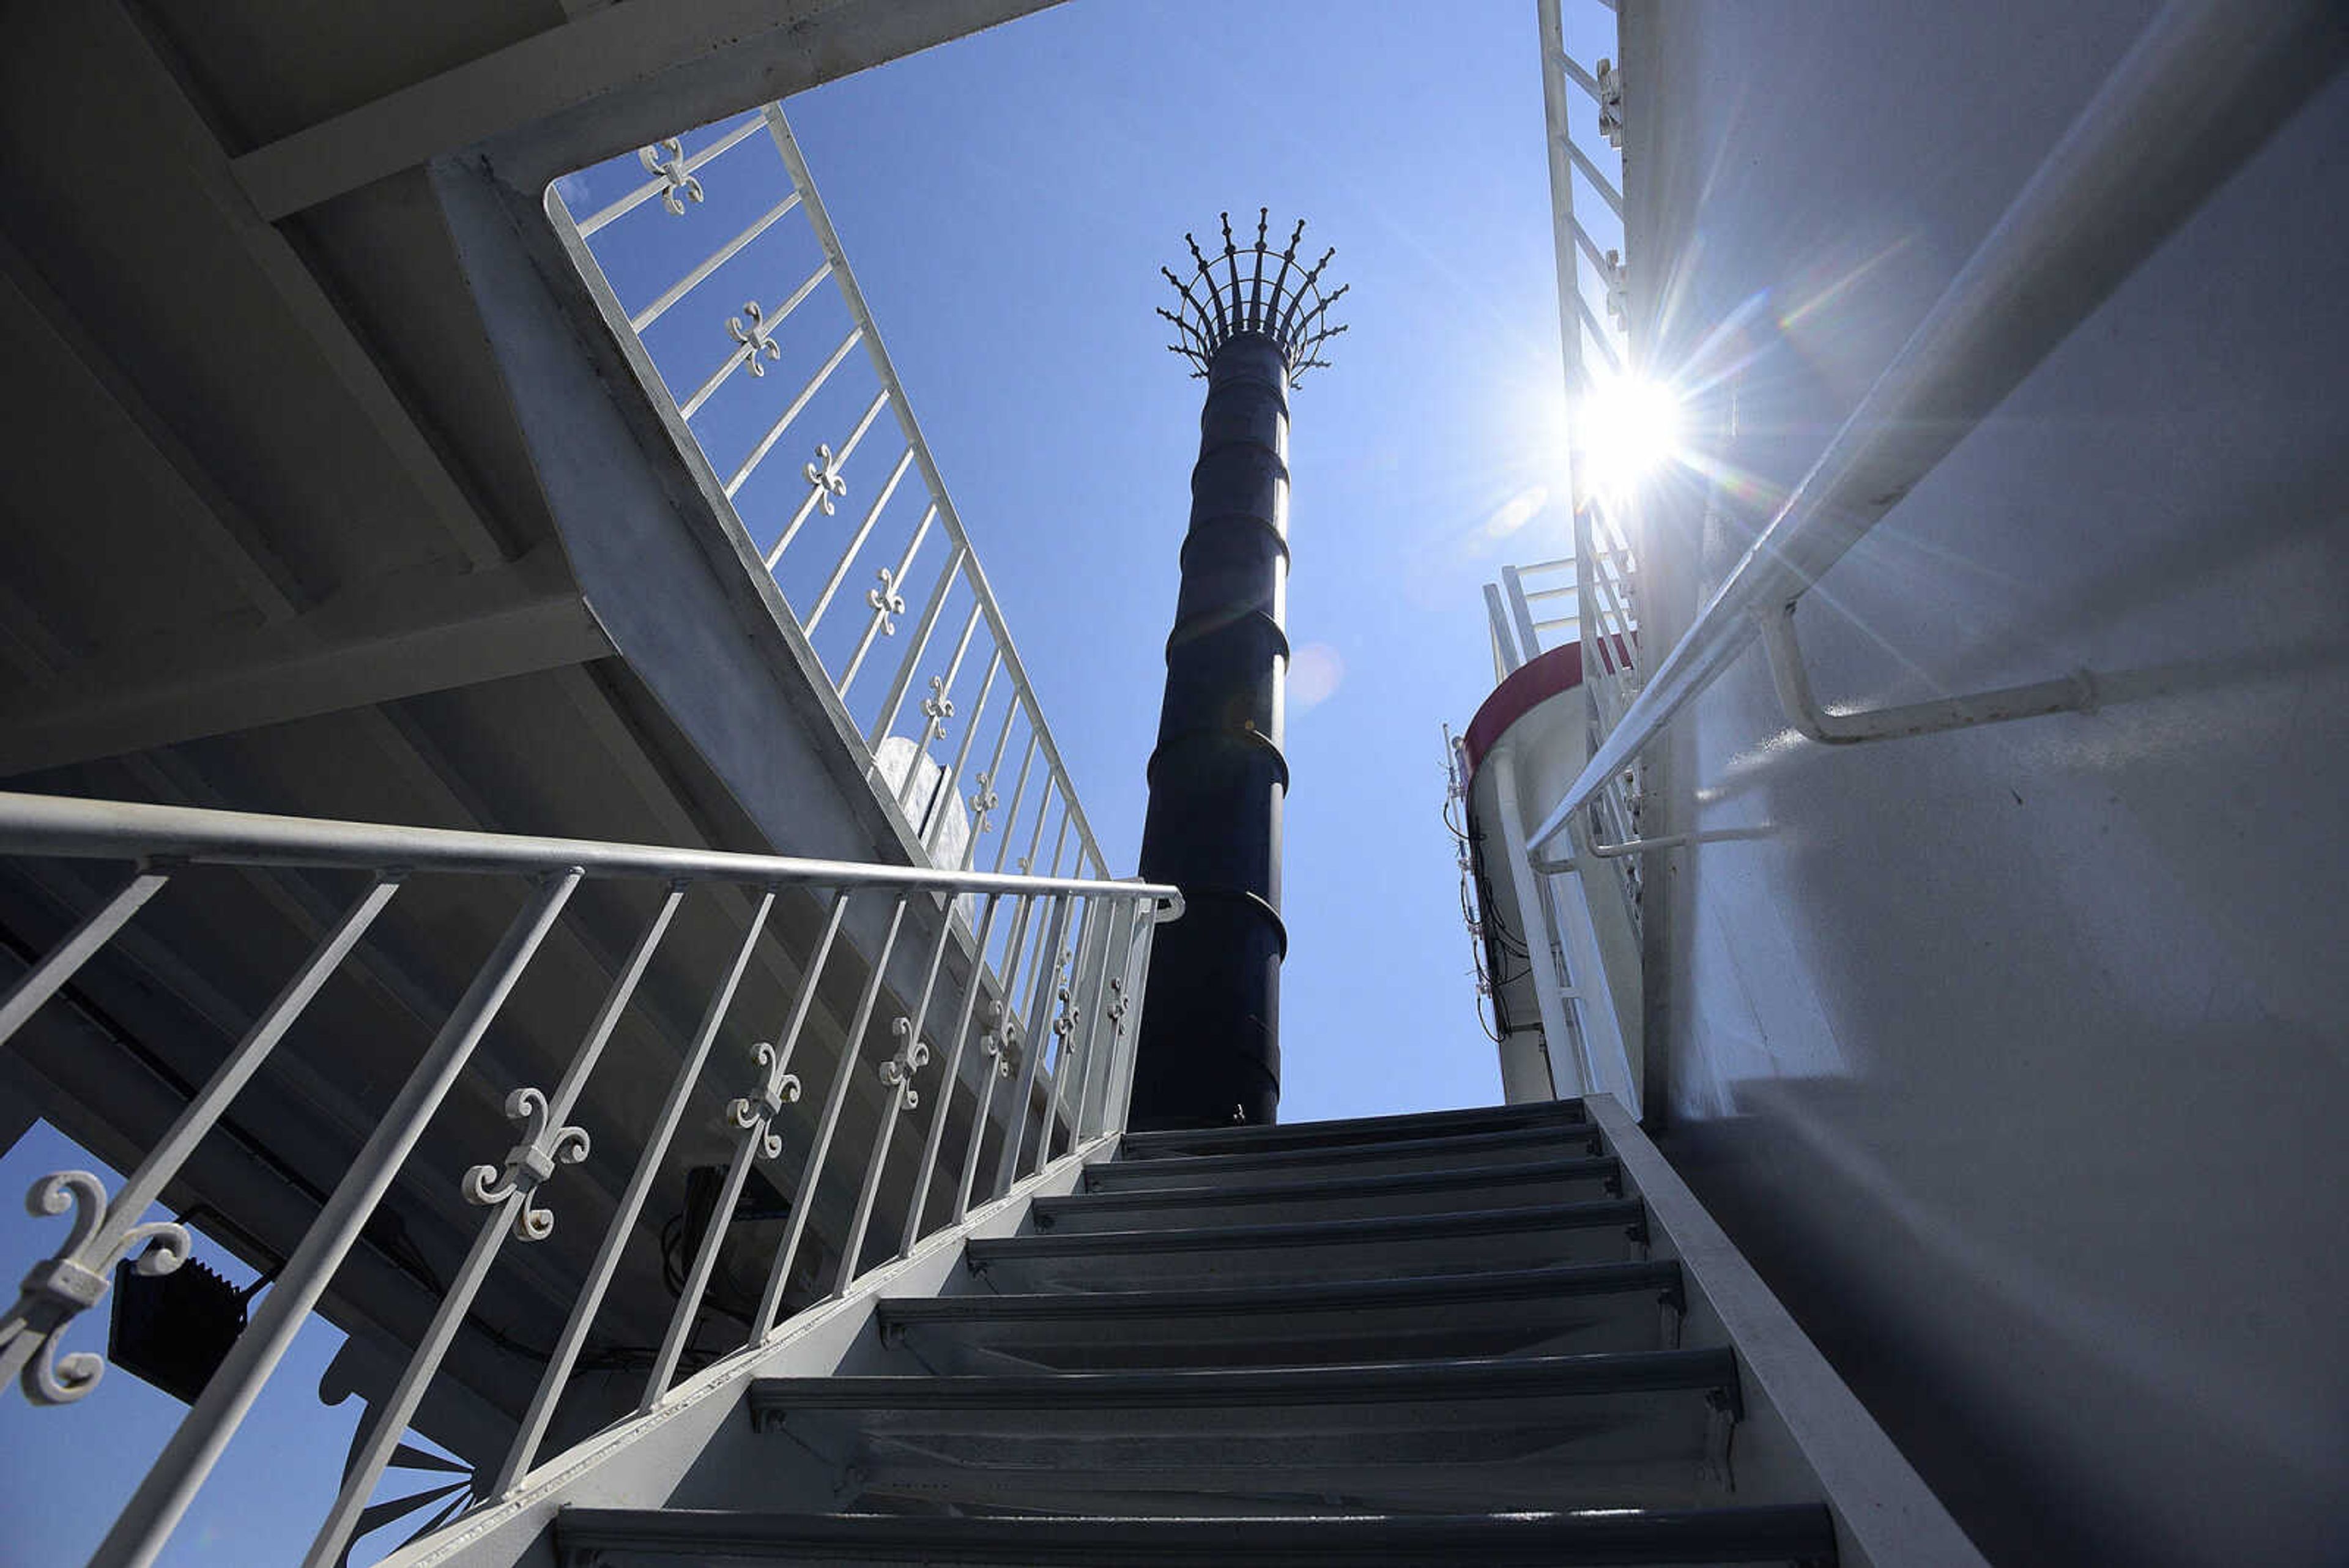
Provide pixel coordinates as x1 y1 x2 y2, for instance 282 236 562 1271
1529 0 1649 903
0 790 1175 1567
1526 0 2347 858
547 105 1109 883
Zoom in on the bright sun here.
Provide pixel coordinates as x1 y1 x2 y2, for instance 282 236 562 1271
1574 373 1683 493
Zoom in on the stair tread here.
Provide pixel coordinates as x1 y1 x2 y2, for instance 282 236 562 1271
749 1348 1739 1413
881 1259 1682 1323
968 1198 1646 1260
1119 1099 1588 1159
1088 1121 1607 1182
1046 1155 1622 1215
557 1503 1835 1564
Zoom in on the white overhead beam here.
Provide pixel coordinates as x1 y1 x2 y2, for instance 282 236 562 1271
230 0 1061 221
0 546 613 777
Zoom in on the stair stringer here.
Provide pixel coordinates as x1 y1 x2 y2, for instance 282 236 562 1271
1587 1095 1988 1568
375 1136 1116 1568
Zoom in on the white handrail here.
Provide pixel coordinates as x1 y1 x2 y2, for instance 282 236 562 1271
0 790 1175 1568
1528 0 2348 855
0 791 1175 907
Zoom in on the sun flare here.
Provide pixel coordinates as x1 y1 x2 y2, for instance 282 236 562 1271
1575 373 1683 493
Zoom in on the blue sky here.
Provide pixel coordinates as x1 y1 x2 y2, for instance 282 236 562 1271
770 0 1592 1122
554 0 1607 1124
3 3 1612 1560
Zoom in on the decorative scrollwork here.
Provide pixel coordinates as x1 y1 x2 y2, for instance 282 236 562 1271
1 1171 190 1405
640 139 705 215
867 569 908 636
804 444 848 516
920 676 956 741
726 1040 803 1161
463 1087 591 1243
1595 58 1625 147
877 1018 932 1110
1105 975 1130 1032
982 1013 1023 1078
968 772 1000 826
1603 248 1629 334
1050 950 1078 1040
728 301 785 377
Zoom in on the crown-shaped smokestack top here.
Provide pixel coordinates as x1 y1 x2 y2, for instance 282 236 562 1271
1159 208 1349 387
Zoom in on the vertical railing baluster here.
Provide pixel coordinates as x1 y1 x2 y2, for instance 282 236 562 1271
924 651 1002 862
959 677 1023 872
492 885 774 1495
303 883 685 1568
772 384 892 551
956 894 1036 1222
995 893 1072 1198
1102 904 1163 1134
755 894 908 1337
899 893 1004 1253
644 890 850 1408
894 603 984 822
1074 896 1142 1141
1030 897 1100 1176
575 112 765 238
1009 816 1077 1182
680 262 837 422
837 505 936 696
0 867 171 1052
991 738 1044 876
91 871 581 1568
866 548 967 752
833 900 954 1293
1054 894 1121 1162
742 333 868 517
630 193 802 333
806 446 917 633
2 876 398 1406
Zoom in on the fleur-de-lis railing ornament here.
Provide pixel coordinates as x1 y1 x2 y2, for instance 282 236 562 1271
1595 58 1625 148
920 675 956 741
804 444 847 515
729 301 784 377
464 1087 591 1243
1049 949 1078 1042
982 1017 1023 1079
866 568 908 636
877 1019 932 1110
727 1040 804 1161
1105 973 1130 1034
1604 248 1630 333
968 771 1000 828
1 1171 191 1405
640 138 705 215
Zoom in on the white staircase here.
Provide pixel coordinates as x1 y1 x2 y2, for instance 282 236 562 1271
551 1097 1972 1566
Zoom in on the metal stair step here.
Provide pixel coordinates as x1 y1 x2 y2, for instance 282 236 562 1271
877 1260 1685 1371
965 1200 1649 1290
555 1503 1839 1565
1118 1099 1589 1161
1084 1121 1608 1187
1036 1155 1624 1231
743 1351 1744 1514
